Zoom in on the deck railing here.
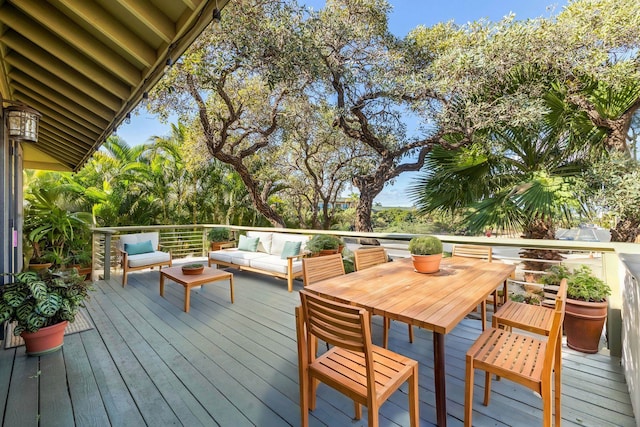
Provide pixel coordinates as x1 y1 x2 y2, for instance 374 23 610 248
92 224 640 420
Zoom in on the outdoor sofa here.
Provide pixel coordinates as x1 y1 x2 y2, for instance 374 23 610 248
208 231 309 292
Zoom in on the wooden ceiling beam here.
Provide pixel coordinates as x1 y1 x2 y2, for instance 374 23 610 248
12 80 109 131
6 2 141 86
6 54 122 115
114 0 175 44
0 6 133 96
58 0 156 68
36 138 87 163
40 121 95 153
13 90 103 137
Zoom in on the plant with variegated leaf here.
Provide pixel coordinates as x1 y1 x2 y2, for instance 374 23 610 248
0 269 93 335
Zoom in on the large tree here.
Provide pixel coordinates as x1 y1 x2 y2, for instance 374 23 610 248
409 0 640 240
149 0 311 227
304 0 449 231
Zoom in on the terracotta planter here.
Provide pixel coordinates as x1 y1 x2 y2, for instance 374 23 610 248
564 298 608 353
210 241 231 251
21 321 68 356
411 253 442 274
28 262 52 271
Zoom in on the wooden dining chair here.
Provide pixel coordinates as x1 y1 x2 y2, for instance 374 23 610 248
302 253 345 286
464 286 566 427
353 247 414 349
296 290 419 427
452 244 496 330
492 278 567 421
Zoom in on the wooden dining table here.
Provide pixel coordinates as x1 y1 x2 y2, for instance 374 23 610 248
304 256 516 427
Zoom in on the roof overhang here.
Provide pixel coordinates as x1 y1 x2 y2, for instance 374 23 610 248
0 0 228 171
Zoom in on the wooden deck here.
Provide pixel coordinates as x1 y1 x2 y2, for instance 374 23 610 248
1 263 636 426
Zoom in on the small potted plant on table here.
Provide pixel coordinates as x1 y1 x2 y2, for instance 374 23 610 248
0 269 93 355
182 263 205 275
408 235 443 273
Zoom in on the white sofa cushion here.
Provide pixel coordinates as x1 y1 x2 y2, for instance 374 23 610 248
271 233 309 257
249 255 303 275
127 251 171 268
246 231 273 254
209 248 270 267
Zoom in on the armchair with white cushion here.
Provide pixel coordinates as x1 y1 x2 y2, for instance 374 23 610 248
117 232 172 286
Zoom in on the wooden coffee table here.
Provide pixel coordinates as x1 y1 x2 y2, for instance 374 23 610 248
160 266 234 312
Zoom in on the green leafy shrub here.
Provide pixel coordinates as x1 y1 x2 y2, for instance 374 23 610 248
539 264 571 285
567 265 611 302
408 236 443 255
307 234 343 253
0 270 93 335
208 227 231 242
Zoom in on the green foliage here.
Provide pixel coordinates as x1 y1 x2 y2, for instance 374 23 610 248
0 270 93 335
183 263 204 269
408 236 443 255
510 293 542 305
539 264 571 286
23 183 92 267
566 265 611 303
208 227 231 242
307 234 344 253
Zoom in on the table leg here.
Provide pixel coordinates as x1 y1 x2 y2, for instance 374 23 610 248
229 275 234 303
160 274 165 297
184 286 191 313
434 331 447 426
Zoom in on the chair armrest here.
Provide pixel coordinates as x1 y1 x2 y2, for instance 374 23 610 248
217 241 235 249
285 253 306 261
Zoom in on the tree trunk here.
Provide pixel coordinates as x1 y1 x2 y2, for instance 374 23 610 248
610 216 640 242
520 217 564 276
354 189 375 232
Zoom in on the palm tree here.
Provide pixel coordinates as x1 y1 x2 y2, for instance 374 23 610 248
410 124 589 270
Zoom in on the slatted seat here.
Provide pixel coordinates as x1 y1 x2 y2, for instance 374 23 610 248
465 285 566 427
296 290 419 427
353 247 413 348
492 279 567 335
452 244 497 330
302 253 345 286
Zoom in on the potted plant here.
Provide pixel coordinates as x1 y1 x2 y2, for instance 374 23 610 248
208 227 233 251
408 236 443 273
563 265 611 353
0 269 93 355
64 248 93 279
307 234 344 256
182 263 205 275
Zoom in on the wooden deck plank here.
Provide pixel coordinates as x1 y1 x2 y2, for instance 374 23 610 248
1 265 636 427
3 346 39 427
79 321 148 426
0 346 14 420
62 333 111 427
39 350 75 427
92 283 231 426
103 273 287 426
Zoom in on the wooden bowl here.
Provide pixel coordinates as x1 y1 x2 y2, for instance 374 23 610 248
182 265 204 275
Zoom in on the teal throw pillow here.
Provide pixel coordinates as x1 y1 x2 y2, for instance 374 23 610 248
238 235 260 252
281 241 302 259
124 240 154 255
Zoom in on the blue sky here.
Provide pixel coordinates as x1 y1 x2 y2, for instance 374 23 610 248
118 0 567 207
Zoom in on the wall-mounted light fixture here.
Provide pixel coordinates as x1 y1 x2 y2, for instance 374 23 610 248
3 100 41 143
